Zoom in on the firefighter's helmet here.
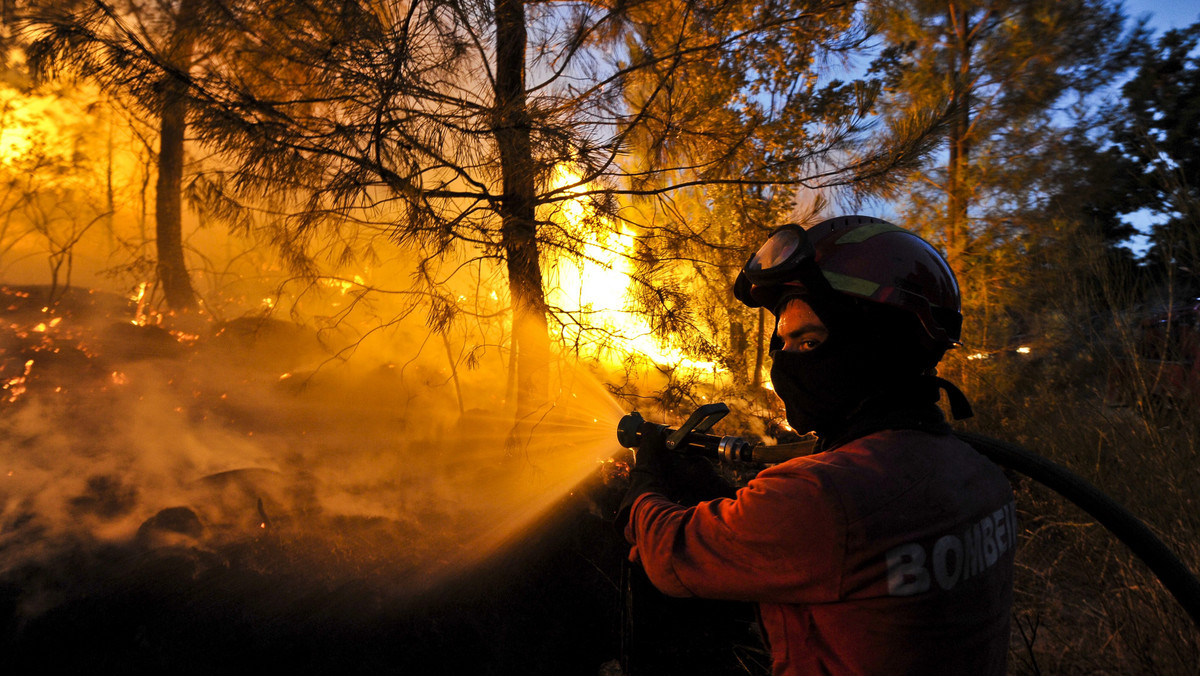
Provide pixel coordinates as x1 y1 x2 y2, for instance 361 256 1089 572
734 215 962 350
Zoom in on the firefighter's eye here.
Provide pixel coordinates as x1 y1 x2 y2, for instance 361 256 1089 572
782 334 824 352
796 338 822 351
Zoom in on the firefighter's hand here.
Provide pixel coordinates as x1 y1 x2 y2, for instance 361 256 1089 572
632 421 735 504
615 423 734 532
630 421 674 486
615 422 671 532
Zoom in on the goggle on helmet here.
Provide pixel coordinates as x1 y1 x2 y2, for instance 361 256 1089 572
733 215 963 350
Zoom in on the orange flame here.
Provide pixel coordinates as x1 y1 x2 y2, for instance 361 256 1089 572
131 282 149 326
544 166 718 372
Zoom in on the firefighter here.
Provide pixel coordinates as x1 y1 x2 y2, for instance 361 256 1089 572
618 216 1015 675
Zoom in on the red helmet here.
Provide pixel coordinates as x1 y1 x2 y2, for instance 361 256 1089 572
734 215 962 349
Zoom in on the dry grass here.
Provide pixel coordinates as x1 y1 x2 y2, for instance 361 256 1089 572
951 343 1200 674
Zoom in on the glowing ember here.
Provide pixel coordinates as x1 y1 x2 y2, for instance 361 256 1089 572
31 316 63 333
168 330 200 345
3 359 34 402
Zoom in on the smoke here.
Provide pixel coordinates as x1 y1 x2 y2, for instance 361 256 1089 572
0 284 630 623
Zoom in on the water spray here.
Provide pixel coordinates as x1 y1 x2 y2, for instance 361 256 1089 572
615 402 815 465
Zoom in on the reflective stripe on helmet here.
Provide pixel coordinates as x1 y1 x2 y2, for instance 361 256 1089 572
834 221 908 244
822 270 880 297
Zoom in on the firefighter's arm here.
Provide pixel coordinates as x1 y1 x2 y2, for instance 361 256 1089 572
625 460 845 604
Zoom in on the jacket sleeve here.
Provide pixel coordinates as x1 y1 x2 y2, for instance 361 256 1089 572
624 459 846 604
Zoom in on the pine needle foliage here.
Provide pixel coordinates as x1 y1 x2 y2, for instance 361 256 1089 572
21 0 938 412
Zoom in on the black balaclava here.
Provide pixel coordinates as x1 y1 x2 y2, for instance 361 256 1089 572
768 291 962 444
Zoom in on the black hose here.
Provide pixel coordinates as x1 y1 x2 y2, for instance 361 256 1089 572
955 430 1200 629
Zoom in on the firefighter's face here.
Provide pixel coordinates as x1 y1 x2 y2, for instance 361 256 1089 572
776 298 829 353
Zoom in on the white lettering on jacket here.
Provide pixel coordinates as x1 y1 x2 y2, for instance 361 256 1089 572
885 500 1017 596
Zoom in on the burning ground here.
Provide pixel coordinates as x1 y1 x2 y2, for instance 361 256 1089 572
0 284 656 674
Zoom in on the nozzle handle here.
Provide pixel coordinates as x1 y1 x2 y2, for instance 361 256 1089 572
665 403 729 450
616 410 724 457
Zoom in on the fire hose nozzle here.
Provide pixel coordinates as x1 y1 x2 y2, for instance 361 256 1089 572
616 404 817 465
615 410 647 449
616 409 731 459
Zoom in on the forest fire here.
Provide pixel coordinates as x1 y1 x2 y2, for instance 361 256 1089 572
0 81 741 654
0 63 740 668
1 74 749 673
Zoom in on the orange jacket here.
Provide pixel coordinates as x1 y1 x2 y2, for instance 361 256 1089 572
625 429 1014 675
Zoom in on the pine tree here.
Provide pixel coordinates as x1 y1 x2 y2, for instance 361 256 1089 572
26 0 937 416
24 0 217 311
867 0 1127 352
1110 21 1200 292
176 0 913 414
611 0 944 394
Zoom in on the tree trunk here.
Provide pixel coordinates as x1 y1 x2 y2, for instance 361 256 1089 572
945 3 973 281
155 4 199 312
494 0 549 417
106 106 115 247
751 307 766 388
155 80 197 311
